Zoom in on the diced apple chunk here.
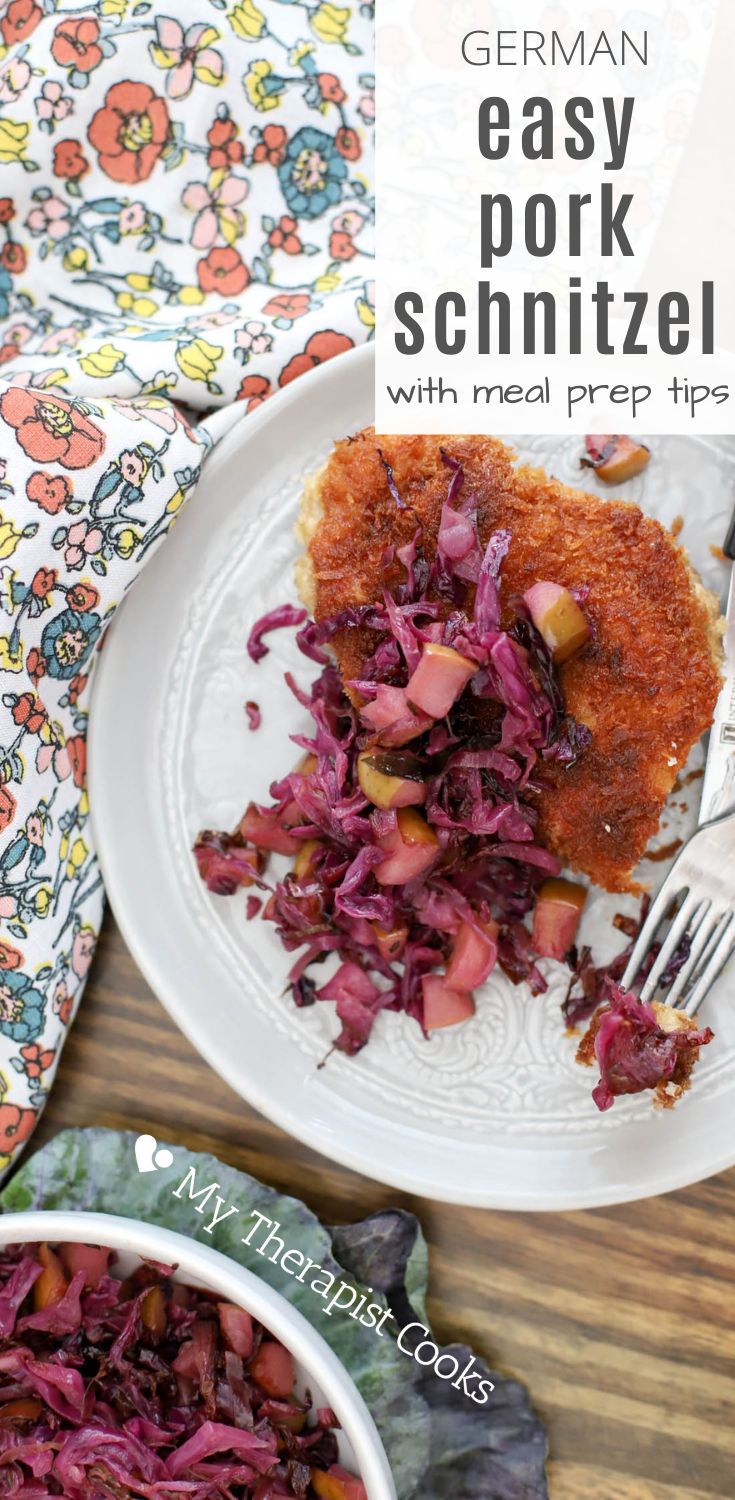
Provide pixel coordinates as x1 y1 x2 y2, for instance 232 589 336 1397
239 804 300 856
532 878 586 960
446 919 499 991
34 1245 67 1310
217 1302 254 1358
523 582 589 664
357 749 426 810
406 643 478 719
311 1466 368 1500
292 839 322 880
422 974 476 1030
374 808 439 885
372 922 409 960
58 1242 111 1289
583 434 650 484
360 685 432 746
248 1340 295 1398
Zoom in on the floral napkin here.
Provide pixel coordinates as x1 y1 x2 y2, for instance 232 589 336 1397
0 0 374 1169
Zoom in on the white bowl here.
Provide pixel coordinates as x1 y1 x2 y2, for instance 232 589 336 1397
0 1210 396 1500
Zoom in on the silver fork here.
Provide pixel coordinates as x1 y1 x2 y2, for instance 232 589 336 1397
620 809 735 1017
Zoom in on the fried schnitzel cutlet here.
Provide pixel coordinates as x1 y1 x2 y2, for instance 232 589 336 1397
295 430 723 893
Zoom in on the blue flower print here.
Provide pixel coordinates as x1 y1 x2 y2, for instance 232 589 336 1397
41 608 101 681
0 970 45 1044
0 268 11 321
278 127 347 219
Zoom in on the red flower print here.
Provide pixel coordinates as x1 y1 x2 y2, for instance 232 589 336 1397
11 693 47 735
26 470 73 514
207 117 244 170
263 292 310 324
0 787 16 835
53 139 89 182
0 243 25 275
197 246 250 296
30 567 57 600
279 330 354 388
319 74 346 104
268 216 302 255
0 1102 36 1155
0 0 41 49
51 16 103 74
19 1043 55 1080
0 941 22 973
26 648 46 686
252 124 287 166
53 983 73 1025
68 673 88 705
1 388 105 469
335 127 361 161
0 200 15 225
67 581 99 612
330 230 357 262
237 374 271 412
67 734 86 789
88 81 170 185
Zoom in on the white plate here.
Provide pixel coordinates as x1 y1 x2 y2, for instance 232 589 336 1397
89 344 735 1209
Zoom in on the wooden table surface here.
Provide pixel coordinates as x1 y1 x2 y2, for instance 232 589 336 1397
29 913 735 1500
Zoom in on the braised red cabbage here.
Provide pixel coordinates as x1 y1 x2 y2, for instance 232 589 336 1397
0 1241 355 1499
578 985 714 1111
194 454 599 1057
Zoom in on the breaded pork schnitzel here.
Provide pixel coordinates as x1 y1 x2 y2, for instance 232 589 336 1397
296 430 722 893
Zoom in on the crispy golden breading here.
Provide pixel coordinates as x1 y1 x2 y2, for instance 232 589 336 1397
297 429 722 892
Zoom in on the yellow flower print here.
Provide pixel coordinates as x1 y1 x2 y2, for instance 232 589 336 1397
0 638 23 673
0 515 31 562
65 837 89 883
229 0 266 40
33 887 52 917
79 790 90 818
176 337 223 385
178 285 205 306
63 247 89 272
116 528 141 559
69 837 88 870
79 344 127 379
315 271 341 293
244 59 283 112
290 40 315 68
357 296 375 330
310 3 350 45
0 118 33 167
100 0 128 14
115 291 158 318
166 485 187 515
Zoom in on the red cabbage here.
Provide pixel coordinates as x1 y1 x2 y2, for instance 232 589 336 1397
247 605 308 663
196 454 598 1059
193 831 263 897
580 984 714 1111
0 1241 348 1498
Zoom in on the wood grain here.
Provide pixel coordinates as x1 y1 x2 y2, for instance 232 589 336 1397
30 915 735 1500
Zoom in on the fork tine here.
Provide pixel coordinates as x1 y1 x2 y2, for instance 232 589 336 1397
667 902 717 1008
681 912 735 1017
621 876 686 991
638 893 703 1004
